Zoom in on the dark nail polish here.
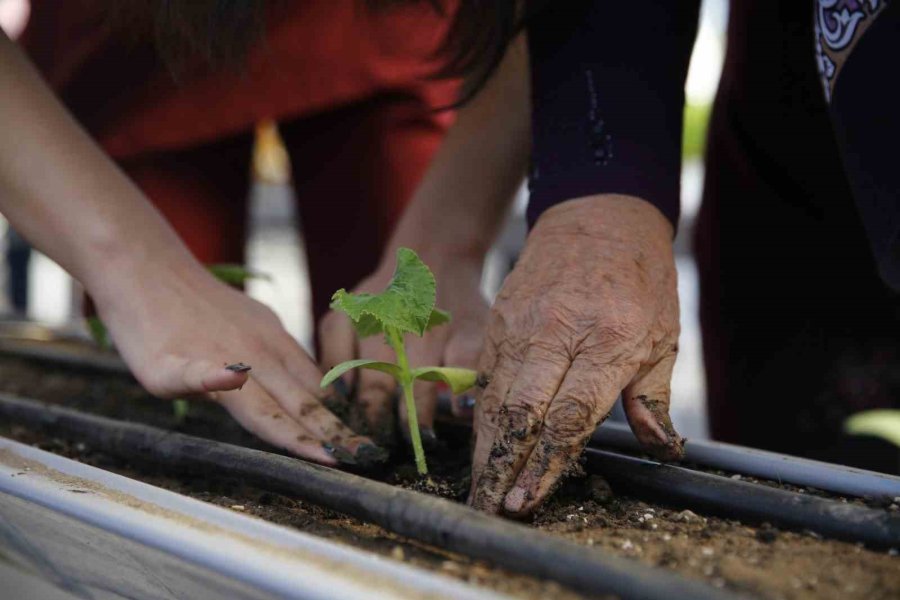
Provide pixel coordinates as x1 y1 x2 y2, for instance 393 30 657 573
458 395 476 409
226 362 252 373
419 427 438 449
332 376 350 398
354 443 389 468
322 442 357 465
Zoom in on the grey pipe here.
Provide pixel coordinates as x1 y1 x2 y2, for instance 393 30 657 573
591 422 900 500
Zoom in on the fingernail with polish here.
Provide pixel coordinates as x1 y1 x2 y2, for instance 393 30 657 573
225 362 252 373
458 394 476 410
354 443 389 468
332 376 350 398
322 442 357 465
420 427 438 449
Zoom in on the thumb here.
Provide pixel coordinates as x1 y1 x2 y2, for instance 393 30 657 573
622 347 685 461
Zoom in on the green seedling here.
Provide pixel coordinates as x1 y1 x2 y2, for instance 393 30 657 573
85 264 268 424
321 248 477 475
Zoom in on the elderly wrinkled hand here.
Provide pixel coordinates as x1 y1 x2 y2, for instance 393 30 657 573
469 194 684 516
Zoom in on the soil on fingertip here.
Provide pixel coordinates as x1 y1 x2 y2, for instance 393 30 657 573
0 353 898 600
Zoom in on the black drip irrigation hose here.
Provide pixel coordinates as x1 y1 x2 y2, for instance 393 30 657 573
0 394 737 600
0 338 128 375
585 448 900 550
591 422 900 500
6 338 900 501
3 341 897 549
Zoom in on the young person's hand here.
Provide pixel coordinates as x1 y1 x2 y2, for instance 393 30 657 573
0 32 375 466
318 35 531 444
469 195 684 516
92 259 380 466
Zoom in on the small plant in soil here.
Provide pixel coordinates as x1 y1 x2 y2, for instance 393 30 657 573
321 248 477 475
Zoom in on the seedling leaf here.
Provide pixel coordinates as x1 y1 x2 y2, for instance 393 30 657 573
87 316 110 350
426 308 451 331
410 366 478 394
321 359 402 388
330 248 437 338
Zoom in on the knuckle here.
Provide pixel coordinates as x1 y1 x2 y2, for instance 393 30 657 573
499 401 544 443
543 396 596 441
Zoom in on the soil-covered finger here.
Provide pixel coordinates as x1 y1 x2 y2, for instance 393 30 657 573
468 346 519 508
253 359 382 465
216 381 336 465
503 358 629 516
470 344 570 513
623 351 684 462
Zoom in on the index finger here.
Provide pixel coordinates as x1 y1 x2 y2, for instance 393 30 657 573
469 339 570 514
502 356 634 516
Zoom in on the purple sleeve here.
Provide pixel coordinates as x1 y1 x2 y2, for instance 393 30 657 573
526 0 700 230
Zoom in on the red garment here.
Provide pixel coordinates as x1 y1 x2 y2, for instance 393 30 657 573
20 1 458 320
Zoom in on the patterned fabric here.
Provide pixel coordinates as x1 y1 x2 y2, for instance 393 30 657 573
814 0 889 101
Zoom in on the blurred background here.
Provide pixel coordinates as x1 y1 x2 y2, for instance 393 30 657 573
0 0 728 440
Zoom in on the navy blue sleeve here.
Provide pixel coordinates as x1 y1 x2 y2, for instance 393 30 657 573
826 2 900 291
526 1 700 230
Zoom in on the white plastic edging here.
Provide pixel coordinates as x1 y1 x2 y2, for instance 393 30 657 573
0 437 514 600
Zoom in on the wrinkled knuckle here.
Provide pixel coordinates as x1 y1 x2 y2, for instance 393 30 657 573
531 300 569 329
500 402 544 443
589 315 645 351
544 396 595 441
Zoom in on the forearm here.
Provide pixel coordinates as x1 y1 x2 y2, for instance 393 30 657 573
383 35 531 269
526 1 699 231
0 32 204 300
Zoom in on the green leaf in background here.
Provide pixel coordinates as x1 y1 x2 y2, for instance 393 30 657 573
173 398 190 424
320 359 402 388
330 248 438 338
207 264 271 286
410 366 478 394
844 409 900 448
87 263 266 351
86 316 110 350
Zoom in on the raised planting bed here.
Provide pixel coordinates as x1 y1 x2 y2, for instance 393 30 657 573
0 437 510 600
0 339 899 599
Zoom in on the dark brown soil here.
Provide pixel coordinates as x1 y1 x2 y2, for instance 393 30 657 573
0 352 898 600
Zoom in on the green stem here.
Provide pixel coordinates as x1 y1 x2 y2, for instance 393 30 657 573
386 327 428 475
